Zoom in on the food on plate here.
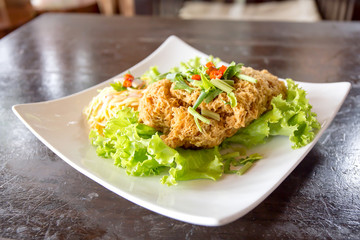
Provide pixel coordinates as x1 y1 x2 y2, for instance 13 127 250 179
84 56 320 185
84 73 144 134
139 67 287 149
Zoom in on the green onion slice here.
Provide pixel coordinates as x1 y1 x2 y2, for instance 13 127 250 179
193 91 208 110
200 72 213 91
237 162 254 175
204 89 222 103
239 153 263 165
223 80 235 86
188 107 210 124
237 74 257 83
201 109 220 121
221 151 240 160
210 79 235 93
194 117 203 133
228 92 237 108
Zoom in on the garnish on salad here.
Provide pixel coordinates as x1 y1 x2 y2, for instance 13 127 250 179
84 56 321 186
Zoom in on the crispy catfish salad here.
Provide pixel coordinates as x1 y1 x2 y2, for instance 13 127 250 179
84 57 320 186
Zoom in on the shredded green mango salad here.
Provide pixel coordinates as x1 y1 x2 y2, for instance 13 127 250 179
89 57 321 186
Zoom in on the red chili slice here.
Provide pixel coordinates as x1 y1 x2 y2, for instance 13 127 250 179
124 73 134 81
210 70 222 79
191 74 201 80
206 61 215 68
206 66 217 75
123 79 132 87
123 73 134 87
219 65 227 74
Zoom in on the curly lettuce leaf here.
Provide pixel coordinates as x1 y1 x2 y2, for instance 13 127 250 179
90 107 224 185
148 133 178 166
161 147 223 186
225 79 320 149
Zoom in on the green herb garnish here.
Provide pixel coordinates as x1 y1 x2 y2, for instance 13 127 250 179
188 107 210 124
110 82 127 92
201 109 220 121
210 79 235 93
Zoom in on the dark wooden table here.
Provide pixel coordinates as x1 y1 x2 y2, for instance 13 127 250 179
1 13 359 239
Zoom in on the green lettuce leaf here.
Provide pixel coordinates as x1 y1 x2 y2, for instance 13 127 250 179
148 133 178 166
161 147 223 186
225 79 320 149
90 107 224 185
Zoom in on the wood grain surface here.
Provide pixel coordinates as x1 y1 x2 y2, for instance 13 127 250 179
0 13 359 239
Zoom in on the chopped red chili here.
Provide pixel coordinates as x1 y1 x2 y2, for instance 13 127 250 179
206 61 215 68
206 66 216 75
124 73 134 81
219 65 227 74
123 73 134 87
191 74 201 80
123 79 132 87
210 70 222 79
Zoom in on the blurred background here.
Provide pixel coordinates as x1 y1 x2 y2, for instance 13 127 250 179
1 0 359 38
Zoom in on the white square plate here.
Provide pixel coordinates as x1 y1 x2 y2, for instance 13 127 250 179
12 35 351 226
